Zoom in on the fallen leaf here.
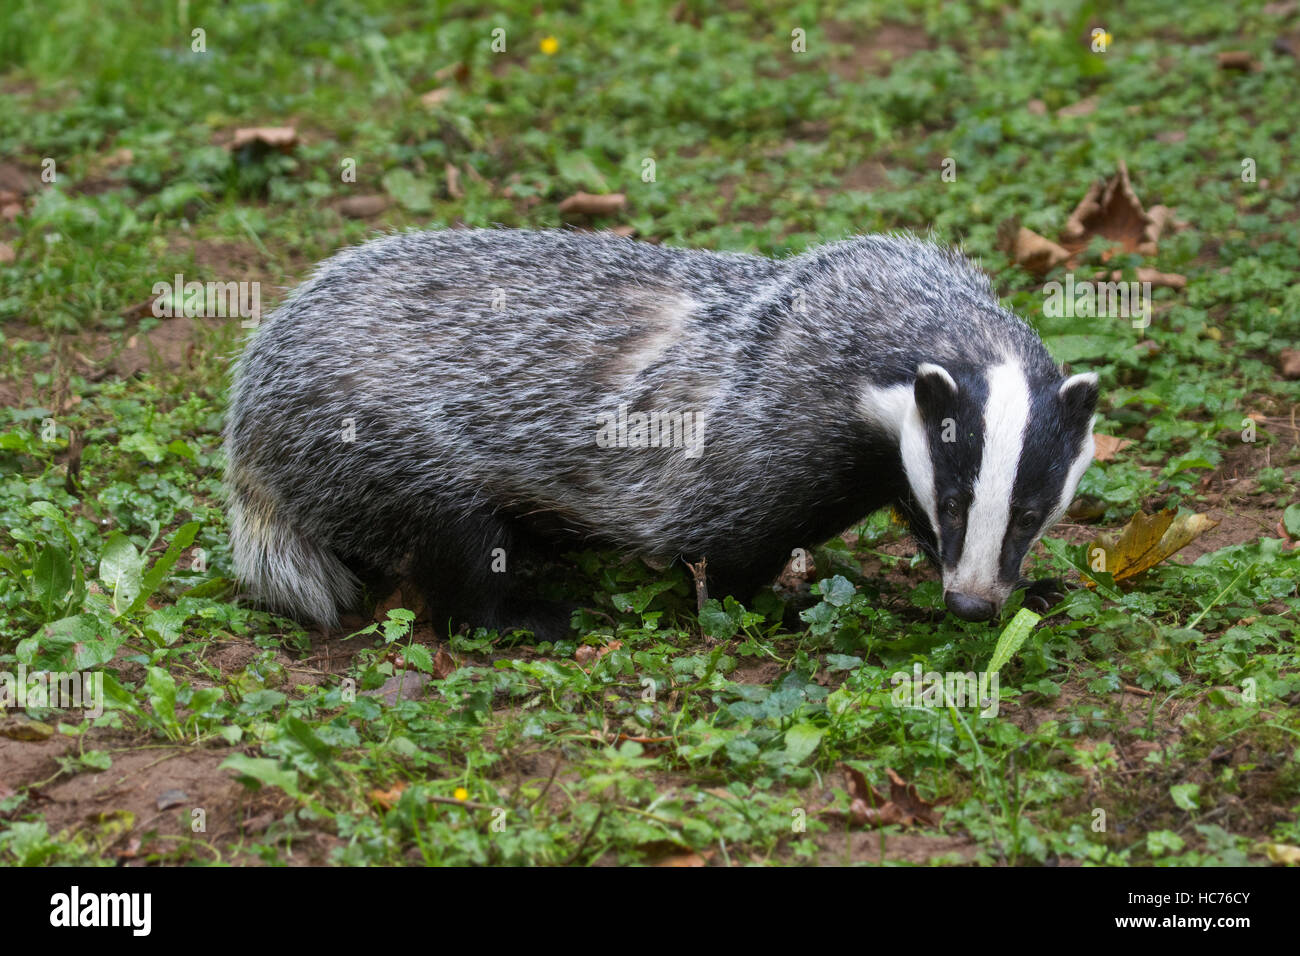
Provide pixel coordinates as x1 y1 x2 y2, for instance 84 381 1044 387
1010 226 1070 273
1216 51 1259 71
432 647 456 680
606 224 636 237
654 852 709 867
370 782 407 810
433 62 470 83
1092 433 1133 461
156 788 188 811
557 192 625 217
1083 509 1221 585
336 194 390 219
445 163 463 199
230 127 298 151
574 640 622 665
1056 96 1098 118
1279 348 1300 380
825 764 938 829
1062 161 1166 258
0 241 14 264
1263 843 1300 864
0 718 54 741
1027 98 1047 115
420 87 453 107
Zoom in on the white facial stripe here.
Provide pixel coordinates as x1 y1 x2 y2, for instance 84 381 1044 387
859 383 938 535
948 361 1030 595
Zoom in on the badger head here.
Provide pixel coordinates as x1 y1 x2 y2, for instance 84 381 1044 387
895 361 1098 622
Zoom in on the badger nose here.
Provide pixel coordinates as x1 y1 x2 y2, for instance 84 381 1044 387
944 591 997 622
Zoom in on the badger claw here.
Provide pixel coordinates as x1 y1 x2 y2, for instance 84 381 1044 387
1017 577 1066 613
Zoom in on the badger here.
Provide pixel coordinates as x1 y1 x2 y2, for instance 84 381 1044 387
224 229 1098 639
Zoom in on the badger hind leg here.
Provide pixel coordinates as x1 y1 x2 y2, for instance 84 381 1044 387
228 484 361 629
412 508 574 642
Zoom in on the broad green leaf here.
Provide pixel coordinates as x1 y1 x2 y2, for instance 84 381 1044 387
220 755 302 799
783 721 826 764
32 546 73 617
98 533 143 615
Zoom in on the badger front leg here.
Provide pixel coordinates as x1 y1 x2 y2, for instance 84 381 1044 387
412 509 574 642
1016 577 1067 614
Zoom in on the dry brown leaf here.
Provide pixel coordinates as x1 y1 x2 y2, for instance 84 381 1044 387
1084 509 1221 585
1063 161 1165 258
1092 433 1133 461
445 163 463 199
1011 227 1071 273
1027 98 1047 115
336 194 390 219
1279 348 1300 380
653 851 711 867
230 127 298 151
826 764 938 829
370 782 408 810
557 192 625 216
1056 96 1098 118
574 640 622 665
432 647 456 680
606 224 636 237
0 242 14 264
433 62 470 83
1216 51 1259 71
420 87 453 107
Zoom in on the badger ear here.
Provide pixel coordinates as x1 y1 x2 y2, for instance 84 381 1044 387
914 363 958 423
1058 371 1099 423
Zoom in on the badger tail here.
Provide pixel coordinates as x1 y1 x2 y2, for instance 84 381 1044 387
226 471 360 629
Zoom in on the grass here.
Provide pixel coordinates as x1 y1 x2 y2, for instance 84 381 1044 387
0 0 1297 866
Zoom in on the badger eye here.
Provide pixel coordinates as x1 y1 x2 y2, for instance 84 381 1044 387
1017 511 1041 531
943 497 962 519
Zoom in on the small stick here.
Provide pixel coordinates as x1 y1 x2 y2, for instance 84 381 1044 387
687 558 708 611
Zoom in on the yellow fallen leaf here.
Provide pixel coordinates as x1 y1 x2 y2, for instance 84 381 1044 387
1263 843 1300 865
1083 509 1220 585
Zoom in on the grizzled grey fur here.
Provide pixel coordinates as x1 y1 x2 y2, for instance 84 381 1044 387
225 229 1098 636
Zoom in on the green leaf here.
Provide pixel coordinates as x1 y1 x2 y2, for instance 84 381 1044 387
611 580 675 614
145 666 180 737
985 608 1042 676
32 545 73 618
402 642 434 674
1170 783 1201 811
817 575 856 607
783 721 826 764
128 521 200 614
283 715 335 768
698 597 744 640
1284 503 1300 538
98 533 143 615
220 755 302 799
382 168 433 212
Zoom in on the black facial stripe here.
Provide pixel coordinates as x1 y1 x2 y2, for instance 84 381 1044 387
1000 381 1089 582
919 370 988 568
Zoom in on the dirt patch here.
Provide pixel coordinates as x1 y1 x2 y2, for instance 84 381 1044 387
809 827 979 864
825 21 935 79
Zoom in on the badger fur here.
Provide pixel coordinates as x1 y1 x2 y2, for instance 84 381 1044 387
225 229 1098 637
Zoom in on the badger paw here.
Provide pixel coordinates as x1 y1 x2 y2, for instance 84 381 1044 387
1017 577 1066 614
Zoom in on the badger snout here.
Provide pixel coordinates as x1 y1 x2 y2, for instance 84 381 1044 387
944 591 998 622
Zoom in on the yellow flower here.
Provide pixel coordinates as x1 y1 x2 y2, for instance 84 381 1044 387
540 36 558 55
453 787 469 801
1103 32 1113 48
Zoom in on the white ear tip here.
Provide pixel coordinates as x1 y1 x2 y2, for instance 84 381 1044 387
916 363 957 393
1058 371 1099 397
